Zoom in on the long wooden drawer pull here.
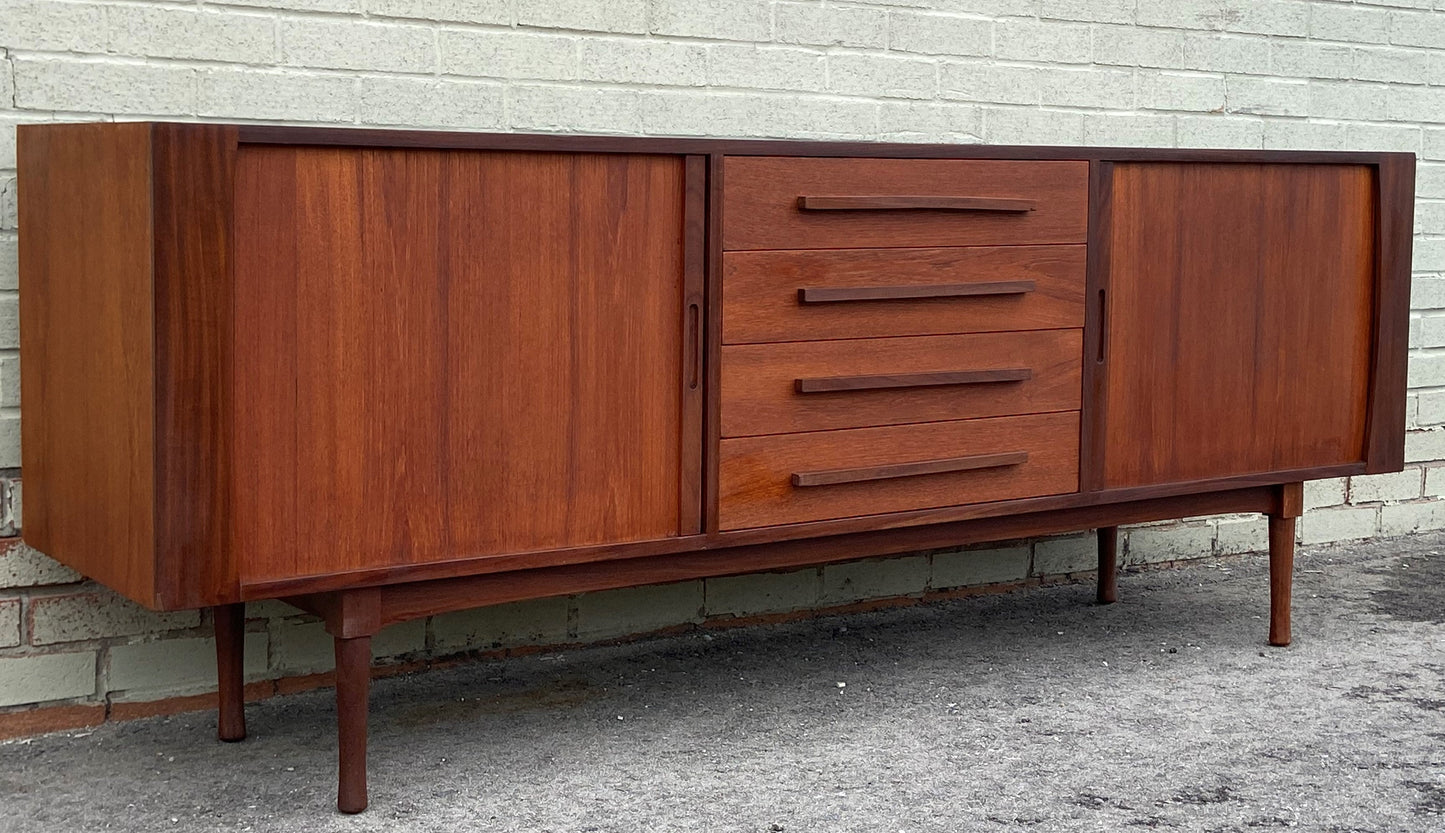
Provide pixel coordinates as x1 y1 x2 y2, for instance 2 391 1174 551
791 451 1028 488
797 195 1037 212
794 368 1032 393
798 280 1036 304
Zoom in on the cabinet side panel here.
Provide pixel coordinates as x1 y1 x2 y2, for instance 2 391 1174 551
17 123 158 607
1102 163 1375 488
235 148 688 582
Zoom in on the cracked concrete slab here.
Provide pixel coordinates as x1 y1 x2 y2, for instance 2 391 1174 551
4 533 1445 832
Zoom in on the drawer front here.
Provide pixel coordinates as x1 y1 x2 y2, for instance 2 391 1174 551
723 157 1088 251
719 412 1080 530
723 245 1086 344
722 330 1082 437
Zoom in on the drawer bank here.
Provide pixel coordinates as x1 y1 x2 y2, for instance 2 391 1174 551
17 123 1414 813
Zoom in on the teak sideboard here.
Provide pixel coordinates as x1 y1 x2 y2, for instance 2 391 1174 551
17 123 1414 813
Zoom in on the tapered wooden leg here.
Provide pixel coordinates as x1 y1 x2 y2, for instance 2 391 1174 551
1268 514 1295 647
214 603 247 742
335 634 372 814
1096 526 1118 605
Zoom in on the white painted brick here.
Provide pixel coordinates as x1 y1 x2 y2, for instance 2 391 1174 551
1407 428 1445 462
574 581 703 640
1139 71 1225 112
1381 501 1445 536
1347 123 1422 154
650 0 770 41
1351 470 1424 503
775 2 888 49
0 298 10 352
877 101 983 142
1312 4 1391 44
1221 0 1309 37
360 77 504 130
829 53 936 100
1300 505 1379 545
996 20 1090 64
941 63 1040 106
822 555 928 603
1263 119 1349 151
507 84 641 134
1270 41 1354 80
640 90 878 140
441 29 577 81
266 618 423 676
1125 522 1216 565
1304 478 1347 511
704 570 819 618
1424 466 1445 496
0 177 12 230
1032 533 1096 575
0 598 18 648
28 590 199 646
0 651 94 707
1310 81 1393 125
1412 276 1445 310
1409 351 1445 387
1391 10 1445 48
1137 0 1233 31
1092 26 1185 68
106 6 276 64
282 19 434 74
1217 515 1268 555
1423 314 1445 348
13 58 195 115
434 597 569 652
1416 238 1445 273
367 0 507 24
232 0 359 12
1182 33 1270 74
107 634 266 699
1176 115 1263 149
1226 77 1308 117
984 106 1085 145
578 38 703 87
709 45 826 93
0 235 15 292
1420 203 1445 236
518 0 647 33
1038 67 1134 109
890 13 993 57
0 542 78 589
0 1 107 53
931 545 1030 588
1395 87 1445 125
1418 165 1445 199
1040 0 1134 24
1428 129 1445 161
1 54 13 110
199 69 355 122
1354 46 1430 85
1084 113 1174 147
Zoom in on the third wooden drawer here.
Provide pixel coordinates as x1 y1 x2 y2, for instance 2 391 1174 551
718 411 1081 530
721 329 1082 438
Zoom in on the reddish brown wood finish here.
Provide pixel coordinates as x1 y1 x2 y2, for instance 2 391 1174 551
1100 163 1377 489
724 245 1085 344
719 412 1080 530
723 158 1089 250
214 603 247 742
335 635 371 814
798 281 1037 304
1365 155 1415 473
18 123 159 607
721 330 1081 437
233 147 694 584
1096 527 1118 605
796 195 1036 212
1268 514 1296 647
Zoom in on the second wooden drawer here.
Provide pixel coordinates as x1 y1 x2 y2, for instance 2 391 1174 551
718 412 1080 530
721 329 1082 437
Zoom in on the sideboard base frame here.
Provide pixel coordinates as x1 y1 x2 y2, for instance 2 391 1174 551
213 482 1303 813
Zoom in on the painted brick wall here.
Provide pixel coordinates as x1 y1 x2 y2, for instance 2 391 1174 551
2 0 1444 721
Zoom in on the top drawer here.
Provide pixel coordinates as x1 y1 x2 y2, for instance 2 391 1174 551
723 157 1089 251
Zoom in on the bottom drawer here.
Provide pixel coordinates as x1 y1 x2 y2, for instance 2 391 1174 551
718 412 1080 530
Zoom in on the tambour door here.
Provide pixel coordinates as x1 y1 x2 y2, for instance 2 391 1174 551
1098 162 1378 489
233 147 701 583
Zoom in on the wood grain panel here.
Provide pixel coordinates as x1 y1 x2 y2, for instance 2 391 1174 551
722 330 1082 437
1101 163 1376 488
723 157 1087 250
719 412 1079 529
234 148 691 583
17 123 158 606
724 245 1085 344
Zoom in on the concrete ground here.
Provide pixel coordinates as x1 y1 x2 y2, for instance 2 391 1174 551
4 534 1445 833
